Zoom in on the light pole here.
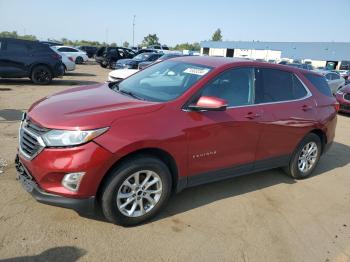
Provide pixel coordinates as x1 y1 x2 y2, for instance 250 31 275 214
133 15 136 47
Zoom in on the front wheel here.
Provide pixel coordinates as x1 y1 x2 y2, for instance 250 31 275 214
284 133 321 179
101 156 172 226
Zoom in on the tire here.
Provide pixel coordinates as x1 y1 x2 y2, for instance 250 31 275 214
100 62 107 68
31 65 52 85
75 56 83 64
63 65 67 75
284 133 322 179
101 156 172 226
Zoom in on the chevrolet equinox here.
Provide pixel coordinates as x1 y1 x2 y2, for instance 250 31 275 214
16 57 338 226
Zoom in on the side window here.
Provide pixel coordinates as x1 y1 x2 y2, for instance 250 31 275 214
148 54 159 61
332 73 340 80
5 42 29 54
304 73 332 97
200 68 255 107
255 68 307 103
325 73 332 80
66 48 78 52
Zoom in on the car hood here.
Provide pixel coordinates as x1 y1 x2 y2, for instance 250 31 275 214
118 59 140 64
341 84 350 93
27 83 163 130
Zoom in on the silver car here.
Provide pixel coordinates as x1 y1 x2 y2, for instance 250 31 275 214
313 70 345 94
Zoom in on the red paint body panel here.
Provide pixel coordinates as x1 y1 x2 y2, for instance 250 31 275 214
21 57 337 200
336 84 350 113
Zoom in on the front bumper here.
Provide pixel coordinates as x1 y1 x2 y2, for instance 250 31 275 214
336 93 350 113
15 155 95 214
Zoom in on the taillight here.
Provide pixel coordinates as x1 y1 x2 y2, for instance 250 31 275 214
68 57 74 62
334 102 340 112
52 53 61 60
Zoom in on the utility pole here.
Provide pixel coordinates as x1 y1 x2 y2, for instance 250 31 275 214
132 15 136 47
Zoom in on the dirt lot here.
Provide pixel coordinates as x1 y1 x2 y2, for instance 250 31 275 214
0 64 350 262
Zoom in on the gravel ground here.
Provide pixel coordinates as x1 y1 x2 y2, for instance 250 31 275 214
0 64 350 262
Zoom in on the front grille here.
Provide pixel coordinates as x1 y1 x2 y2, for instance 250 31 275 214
344 93 350 101
340 104 350 111
19 119 48 160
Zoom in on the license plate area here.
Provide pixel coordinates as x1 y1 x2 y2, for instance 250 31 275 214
15 155 37 193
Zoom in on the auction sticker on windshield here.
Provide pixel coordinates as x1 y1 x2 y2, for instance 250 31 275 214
184 68 210 76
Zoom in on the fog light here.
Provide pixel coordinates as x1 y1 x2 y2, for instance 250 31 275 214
62 172 85 192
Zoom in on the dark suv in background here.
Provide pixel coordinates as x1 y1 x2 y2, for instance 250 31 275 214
77 46 98 58
95 47 136 68
0 38 64 84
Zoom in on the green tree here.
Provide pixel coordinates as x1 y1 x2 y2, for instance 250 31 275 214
0 31 37 41
173 42 200 51
123 41 130 48
211 28 222 41
110 42 117 47
142 34 159 47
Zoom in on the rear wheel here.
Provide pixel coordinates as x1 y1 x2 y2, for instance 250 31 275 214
101 156 172 226
284 133 321 179
31 65 52 85
75 56 83 64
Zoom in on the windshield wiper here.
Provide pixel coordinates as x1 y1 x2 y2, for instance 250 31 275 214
118 89 145 100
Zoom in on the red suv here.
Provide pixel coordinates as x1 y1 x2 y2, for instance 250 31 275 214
16 57 338 226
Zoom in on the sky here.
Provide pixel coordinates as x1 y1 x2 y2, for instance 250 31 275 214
1 0 350 46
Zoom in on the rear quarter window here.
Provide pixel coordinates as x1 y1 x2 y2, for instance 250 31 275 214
304 73 332 97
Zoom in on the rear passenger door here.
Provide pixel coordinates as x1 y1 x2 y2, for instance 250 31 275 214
0 40 30 77
253 68 316 165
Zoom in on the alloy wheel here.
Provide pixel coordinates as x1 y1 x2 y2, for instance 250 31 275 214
298 142 318 173
116 170 163 217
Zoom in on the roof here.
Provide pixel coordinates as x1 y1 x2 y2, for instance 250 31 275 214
171 56 248 67
201 41 350 61
170 56 319 76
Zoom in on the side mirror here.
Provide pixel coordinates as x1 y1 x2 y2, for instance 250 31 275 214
188 96 228 111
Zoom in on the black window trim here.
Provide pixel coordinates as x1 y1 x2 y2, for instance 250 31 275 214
183 66 312 111
226 70 312 109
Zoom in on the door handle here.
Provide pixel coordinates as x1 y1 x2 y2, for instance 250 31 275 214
245 112 262 119
301 105 313 111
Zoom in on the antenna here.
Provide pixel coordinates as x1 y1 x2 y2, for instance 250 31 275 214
133 15 136 47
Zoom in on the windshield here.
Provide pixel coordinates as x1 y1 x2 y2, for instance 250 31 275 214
133 53 154 60
117 61 212 102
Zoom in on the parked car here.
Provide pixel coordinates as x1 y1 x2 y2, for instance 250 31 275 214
287 63 313 70
135 49 157 55
50 47 75 74
40 41 63 46
148 45 170 53
314 70 345 94
107 68 138 82
336 70 350 81
335 84 350 113
16 57 338 226
77 46 98 58
95 47 136 68
0 38 64 84
52 46 88 64
114 52 162 69
138 53 185 70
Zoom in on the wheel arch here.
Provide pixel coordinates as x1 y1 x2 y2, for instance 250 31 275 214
29 63 53 76
309 129 327 154
96 147 179 201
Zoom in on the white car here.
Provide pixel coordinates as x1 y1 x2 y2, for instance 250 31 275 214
52 46 89 64
107 69 139 82
314 70 345 94
51 47 75 73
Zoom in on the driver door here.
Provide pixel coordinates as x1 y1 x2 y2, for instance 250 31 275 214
185 67 263 182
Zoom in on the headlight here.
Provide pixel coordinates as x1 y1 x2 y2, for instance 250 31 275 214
42 127 109 147
337 89 344 95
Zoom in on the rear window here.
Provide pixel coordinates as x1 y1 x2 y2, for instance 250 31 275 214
304 73 332 97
